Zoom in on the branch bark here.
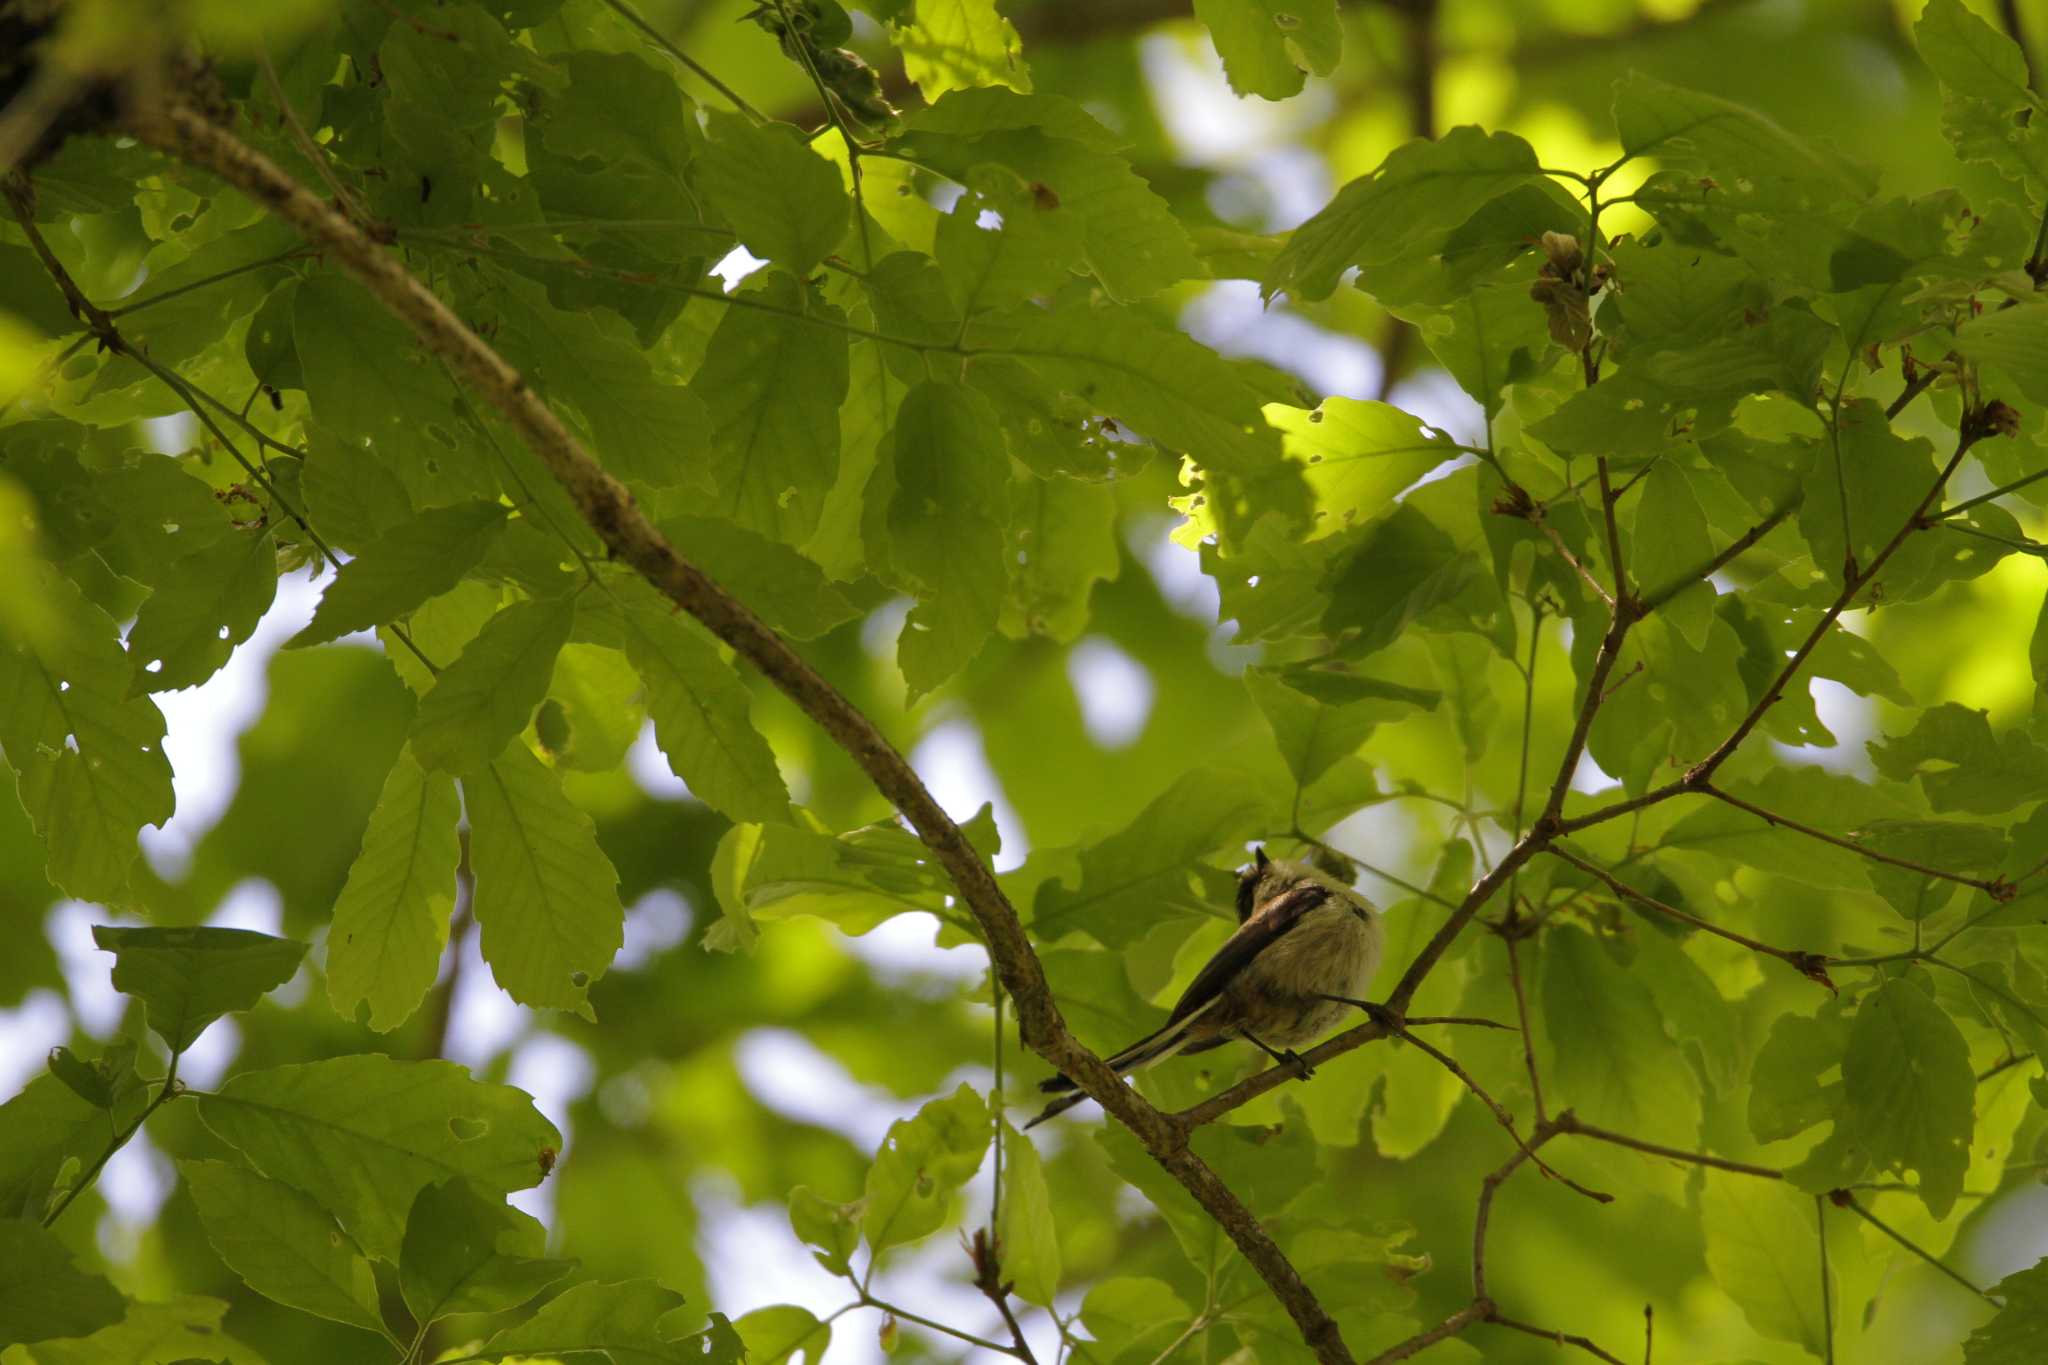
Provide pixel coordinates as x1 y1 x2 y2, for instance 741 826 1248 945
121 92 1356 1365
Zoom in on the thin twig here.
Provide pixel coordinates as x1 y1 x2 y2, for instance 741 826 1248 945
1834 1192 2001 1305
1595 456 1630 608
1816 1195 1835 1365
1887 365 1937 419
1560 416 1996 836
1502 918 1547 1123
1548 845 1832 986
259 47 365 223
1552 1112 1784 1179
1638 497 1799 611
45 1054 181 1226
1934 466 2048 520
1539 518 1616 609
598 0 766 121
1362 1302 1491 1365
1488 1314 1630 1365
1699 783 2014 900
1382 1019 1610 1203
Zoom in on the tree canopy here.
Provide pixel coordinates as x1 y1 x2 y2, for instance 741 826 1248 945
3 1 2048 1363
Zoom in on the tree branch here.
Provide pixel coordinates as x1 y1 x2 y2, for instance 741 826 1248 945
124 92 1357 1364
1488 1313 1630 1365
1637 496 1799 612
1831 1191 2002 1305
1547 844 1833 988
1558 411 2004 836
1551 1112 1783 1179
1698 782 2016 901
1362 1302 1492 1365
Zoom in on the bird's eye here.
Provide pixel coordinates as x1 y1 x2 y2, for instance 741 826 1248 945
1234 869 1259 921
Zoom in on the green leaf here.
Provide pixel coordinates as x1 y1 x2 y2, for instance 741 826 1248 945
1613 72 1866 205
1001 472 1120 642
179 1158 385 1335
899 92 1201 302
11 1295 251 1365
540 643 644 770
127 528 278 693
999 1120 1060 1305
1389 264 1555 417
1917 0 2039 109
484 1279 744 1363
294 273 499 510
612 582 791 823
327 747 461 1032
1081 1277 1191 1362
1857 819 2007 920
732 816 965 936
1196 0 1341 100
1032 767 1274 946
412 594 576 774
0 1067 145 1221
1867 702 2048 814
487 277 714 491
1957 303 2048 406
1246 666 1417 789
1541 925 1702 1148
894 0 1031 99
0 566 174 902
196 1055 563 1262
689 274 849 545
1748 1000 1851 1144
863 1084 990 1253
1965 1257 2048 1364
466 740 624 1017
1003 303 1293 506
1272 126 1544 301
91 926 306 1053
1663 766 1910 890
788 1185 861 1278
1631 463 1717 646
1836 975 1975 1219
935 167 1076 317
691 113 850 278
399 1177 573 1325
1271 397 1461 537
1701 1181 1832 1355
0 1221 126 1349
1320 503 1474 657
735 1304 832 1365
886 381 1009 697
288 500 509 648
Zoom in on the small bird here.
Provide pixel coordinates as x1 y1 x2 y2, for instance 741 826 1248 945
1026 848 1384 1128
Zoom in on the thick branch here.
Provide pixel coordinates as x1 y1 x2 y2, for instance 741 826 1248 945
126 94 1354 1364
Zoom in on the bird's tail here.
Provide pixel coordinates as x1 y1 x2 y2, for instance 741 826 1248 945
1023 1001 1218 1129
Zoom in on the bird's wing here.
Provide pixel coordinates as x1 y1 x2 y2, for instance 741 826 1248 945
1165 881 1329 1025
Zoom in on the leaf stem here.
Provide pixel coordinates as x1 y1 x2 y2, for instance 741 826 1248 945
598 0 766 122
1551 1111 1783 1178
1549 843 1831 984
1835 1192 2001 1305
1697 782 2014 898
44 1052 181 1227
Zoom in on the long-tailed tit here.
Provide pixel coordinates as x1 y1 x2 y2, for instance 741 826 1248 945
1026 848 1384 1128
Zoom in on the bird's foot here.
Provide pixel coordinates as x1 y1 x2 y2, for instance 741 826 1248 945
1281 1048 1314 1080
